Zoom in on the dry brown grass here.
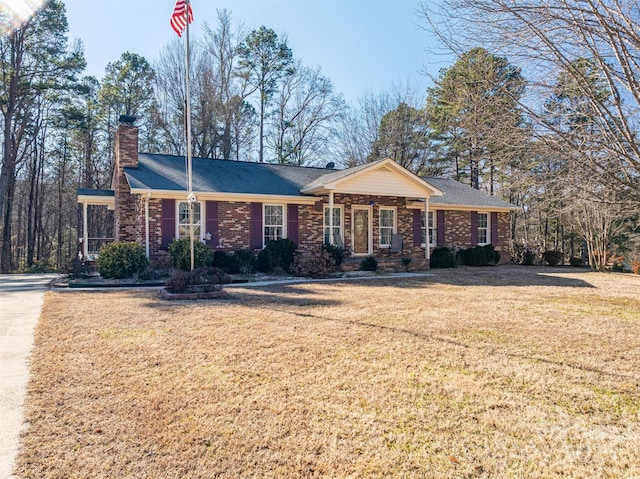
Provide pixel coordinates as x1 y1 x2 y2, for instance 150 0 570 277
16 266 640 478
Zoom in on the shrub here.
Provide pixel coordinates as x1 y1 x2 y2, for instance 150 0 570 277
430 247 456 268
165 267 231 294
632 260 640 275
521 249 536 266
483 244 500 265
20 259 56 273
165 269 190 293
168 238 214 271
258 239 298 274
542 250 564 267
64 258 93 278
570 257 583 267
401 257 411 270
323 243 346 267
360 256 378 271
293 246 339 278
96 241 148 279
457 245 500 267
232 250 258 274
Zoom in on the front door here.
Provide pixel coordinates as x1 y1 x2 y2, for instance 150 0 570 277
352 207 371 256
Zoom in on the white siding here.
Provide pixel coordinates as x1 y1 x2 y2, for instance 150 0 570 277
335 166 432 197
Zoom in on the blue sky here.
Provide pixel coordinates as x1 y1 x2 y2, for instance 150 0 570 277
62 0 447 105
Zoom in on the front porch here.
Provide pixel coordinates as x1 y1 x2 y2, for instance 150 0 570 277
77 188 115 260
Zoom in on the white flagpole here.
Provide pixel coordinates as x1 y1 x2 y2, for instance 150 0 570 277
184 0 194 271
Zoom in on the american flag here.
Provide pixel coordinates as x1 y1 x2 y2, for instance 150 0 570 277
170 0 193 37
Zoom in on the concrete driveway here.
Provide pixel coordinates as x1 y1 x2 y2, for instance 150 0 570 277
0 274 59 479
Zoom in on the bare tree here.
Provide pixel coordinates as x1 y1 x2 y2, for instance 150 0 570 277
419 0 640 203
270 62 345 165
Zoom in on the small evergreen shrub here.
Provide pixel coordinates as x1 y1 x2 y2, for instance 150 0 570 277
21 259 56 273
430 247 456 268
232 249 258 274
293 246 339 278
483 244 500 265
542 250 564 267
64 258 93 278
323 243 346 267
165 267 231 294
521 249 536 266
457 245 499 267
168 238 214 271
258 239 298 274
401 257 411 270
165 270 190 293
96 241 148 279
570 257 583 267
360 256 378 271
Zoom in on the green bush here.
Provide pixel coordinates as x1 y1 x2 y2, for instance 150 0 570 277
293 246 340 278
165 267 231 294
96 241 148 279
360 256 378 271
521 249 536 266
213 250 257 274
323 243 346 267
258 239 298 274
542 250 564 266
232 250 258 274
430 247 456 268
168 238 214 271
569 257 583 267
457 245 499 267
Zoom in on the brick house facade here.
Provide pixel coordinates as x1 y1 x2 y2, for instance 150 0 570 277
78 119 517 269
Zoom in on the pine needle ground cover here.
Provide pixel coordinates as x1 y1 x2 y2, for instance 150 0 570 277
16 266 640 478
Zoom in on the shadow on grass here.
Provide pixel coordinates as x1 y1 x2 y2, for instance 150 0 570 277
282 307 637 382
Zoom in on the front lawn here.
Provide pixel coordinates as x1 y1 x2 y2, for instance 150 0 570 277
16 266 640 478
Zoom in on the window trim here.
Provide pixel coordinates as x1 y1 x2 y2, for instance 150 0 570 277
477 211 490 246
421 209 437 248
176 200 204 241
379 207 396 247
323 204 344 245
263 203 286 247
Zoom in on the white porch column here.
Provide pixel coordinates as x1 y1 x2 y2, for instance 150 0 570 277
328 191 334 245
424 198 430 261
145 194 150 258
82 201 88 259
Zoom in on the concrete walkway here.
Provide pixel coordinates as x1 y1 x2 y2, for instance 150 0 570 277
0 274 59 479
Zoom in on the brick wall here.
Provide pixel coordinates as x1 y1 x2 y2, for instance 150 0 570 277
145 193 512 264
114 122 142 243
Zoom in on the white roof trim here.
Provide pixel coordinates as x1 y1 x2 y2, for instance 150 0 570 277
129 188 321 205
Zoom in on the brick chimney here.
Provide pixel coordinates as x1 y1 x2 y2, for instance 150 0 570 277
114 115 141 242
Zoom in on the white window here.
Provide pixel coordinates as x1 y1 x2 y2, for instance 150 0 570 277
379 208 396 247
478 212 489 245
421 210 437 247
324 206 343 244
177 201 202 240
264 204 285 245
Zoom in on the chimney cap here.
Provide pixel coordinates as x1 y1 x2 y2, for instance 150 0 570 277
119 114 136 124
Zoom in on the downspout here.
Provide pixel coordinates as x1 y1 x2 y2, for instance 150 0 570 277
328 190 334 245
83 201 88 259
145 193 150 258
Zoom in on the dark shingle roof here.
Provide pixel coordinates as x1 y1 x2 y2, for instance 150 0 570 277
77 188 114 197
424 177 517 209
125 153 333 196
124 154 517 209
